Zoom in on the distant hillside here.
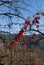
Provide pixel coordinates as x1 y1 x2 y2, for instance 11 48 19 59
0 31 44 51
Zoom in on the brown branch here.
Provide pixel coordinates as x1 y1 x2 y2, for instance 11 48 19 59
0 12 26 20
37 37 44 42
27 29 44 36
12 6 31 12
31 29 44 36
0 1 12 6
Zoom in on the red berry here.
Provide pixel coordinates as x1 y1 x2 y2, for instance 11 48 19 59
25 20 30 25
35 16 40 20
14 40 17 46
9 45 13 49
35 16 40 23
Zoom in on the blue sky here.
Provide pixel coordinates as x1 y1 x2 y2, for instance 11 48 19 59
0 0 44 34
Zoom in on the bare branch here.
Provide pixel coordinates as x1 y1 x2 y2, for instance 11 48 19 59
30 29 44 36
26 29 44 36
0 1 12 6
0 12 26 20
